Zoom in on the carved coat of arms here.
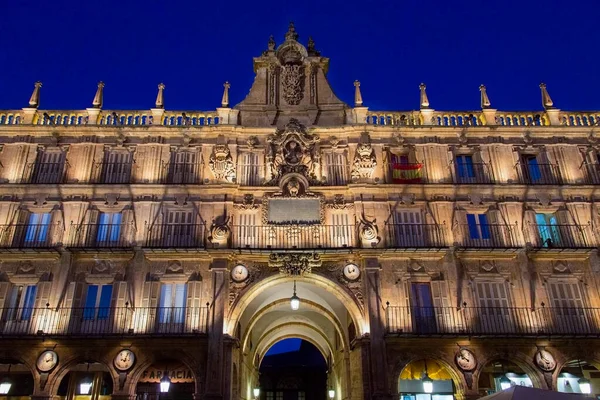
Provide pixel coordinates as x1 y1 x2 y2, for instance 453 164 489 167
209 144 236 182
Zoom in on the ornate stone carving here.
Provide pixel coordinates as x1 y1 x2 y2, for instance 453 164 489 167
268 253 321 276
209 216 231 247
229 264 270 306
234 194 260 210
327 194 354 210
246 136 259 149
281 65 305 105
267 119 320 184
351 142 377 180
358 212 380 246
209 144 236 182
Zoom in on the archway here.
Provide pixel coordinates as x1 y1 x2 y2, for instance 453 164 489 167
232 275 364 400
135 359 196 400
477 360 533 397
398 359 456 399
56 362 113 400
0 359 34 399
258 338 328 400
557 359 599 396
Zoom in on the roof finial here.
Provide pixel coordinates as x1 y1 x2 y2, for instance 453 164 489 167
28 81 42 108
155 83 165 109
479 84 491 109
540 83 554 109
419 83 430 109
92 81 105 109
285 21 299 41
354 80 363 107
221 81 231 108
268 35 276 51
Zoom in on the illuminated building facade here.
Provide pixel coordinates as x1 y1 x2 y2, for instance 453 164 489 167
0 23 600 400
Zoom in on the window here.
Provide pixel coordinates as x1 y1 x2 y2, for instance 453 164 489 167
467 213 491 240
298 392 306 400
325 152 348 185
410 283 435 333
168 151 199 184
266 392 274 400
332 213 352 247
547 282 586 331
238 152 261 186
101 151 132 183
158 283 187 324
390 154 422 183
32 150 66 183
83 284 113 320
6 285 37 321
535 213 560 247
163 210 195 247
96 212 122 244
455 155 475 179
522 155 542 183
24 213 51 243
475 281 510 327
236 213 258 248
275 392 283 400
392 210 424 246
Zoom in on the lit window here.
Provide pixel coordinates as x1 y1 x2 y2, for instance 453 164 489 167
96 213 122 244
467 214 490 240
158 283 187 324
24 213 51 243
456 155 475 178
6 285 37 321
83 284 113 320
535 213 560 247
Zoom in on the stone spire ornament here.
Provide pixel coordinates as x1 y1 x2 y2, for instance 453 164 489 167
268 35 276 51
540 83 554 109
419 83 430 109
285 21 299 41
155 83 165 109
480 84 491 109
28 81 42 108
307 36 320 56
354 80 363 107
92 81 105 109
221 81 230 108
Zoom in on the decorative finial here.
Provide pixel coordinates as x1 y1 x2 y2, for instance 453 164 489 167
155 83 165 109
92 81 105 109
479 84 491 109
354 80 363 107
268 35 276 51
540 83 554 109
28 81 42 108
285 21 299 41
307 36 320 56
419 83 430 109
221 81 230 108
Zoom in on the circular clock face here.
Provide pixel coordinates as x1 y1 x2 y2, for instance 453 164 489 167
535 349 556 372
36 350 58 372
231 264 249 282
455 348 477 371
114 349 136 371
343 263 360 281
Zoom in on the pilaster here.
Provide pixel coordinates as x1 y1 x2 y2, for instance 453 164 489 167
545 108 561 125
352 107 369 124
21 108 37 124
150 108 165 125
481 108 497 125
86 108 101 125
420 108 435 125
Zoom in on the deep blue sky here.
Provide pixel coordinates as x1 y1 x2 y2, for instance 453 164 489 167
0 0 599 112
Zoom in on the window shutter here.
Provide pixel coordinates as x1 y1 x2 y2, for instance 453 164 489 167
186 281 203 332
34 282 51 309
431 280 451 330
121 209 134 245
523 209 538 246
0 282 10 313
111 282 128 309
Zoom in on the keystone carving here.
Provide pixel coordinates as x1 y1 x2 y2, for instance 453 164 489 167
268 253 321 276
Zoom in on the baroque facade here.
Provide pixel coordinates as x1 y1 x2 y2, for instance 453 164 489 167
0 23 600 400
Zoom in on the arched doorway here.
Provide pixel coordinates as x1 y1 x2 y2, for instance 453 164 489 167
557 359 599 396
398 359 455 399
56 362 113 400
258 338 328 400
230 274 364 400
477 360 533 397
0 359 34 399
135 359 195 400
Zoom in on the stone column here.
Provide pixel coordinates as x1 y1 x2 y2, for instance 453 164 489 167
363 258 391 400
204 258 229 400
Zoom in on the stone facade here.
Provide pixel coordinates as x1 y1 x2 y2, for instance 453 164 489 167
0 23 600 400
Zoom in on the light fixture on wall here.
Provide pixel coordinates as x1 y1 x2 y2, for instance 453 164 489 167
0 365 12 395
578 360 591 394
80 363 93 395
421 360 433 394
290 281 300 311
160 371 171 393
328 389 335 399
253 387 260 399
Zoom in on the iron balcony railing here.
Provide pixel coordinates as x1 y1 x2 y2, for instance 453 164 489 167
385 305 600 337
530 223 595 248
388 163 424 184
230 224 358 249
456 223 520 248
0 306 209 337
0 223 62 248
70 223 134 248
93 161 134 184
26 162 69 184
451 161 493 184
383 223 446 248
145 223 207 248
163 161 204 184
515 162 562 185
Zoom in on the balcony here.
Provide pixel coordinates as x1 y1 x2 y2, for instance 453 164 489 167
26 162 68 184
145 223 207 248
451 161 493 184
383 223 446 248
230 224 357 249
93 161 133 184
0 306 208 337
163 161 204 184
530 224 595 249
515 162 561 185
0 223 62 249
388 163 424 184
456 223 520 248
385 305 600 337
70 223 134 248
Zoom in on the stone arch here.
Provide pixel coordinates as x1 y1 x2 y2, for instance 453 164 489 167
47 353 116 397
393 356 467 399
255 328 331 368
474 352 544 393
227 273 366 338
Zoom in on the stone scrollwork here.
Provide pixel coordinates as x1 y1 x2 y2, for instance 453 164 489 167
209 143 236 182
234 194 260 210
327 194 354 210
269 253 321 276
281 64 305 105
229 264 270 306
209 216 231 247
351 142 377 180
358 212 380 247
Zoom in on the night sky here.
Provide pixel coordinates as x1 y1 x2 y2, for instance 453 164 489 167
1 0 599 112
